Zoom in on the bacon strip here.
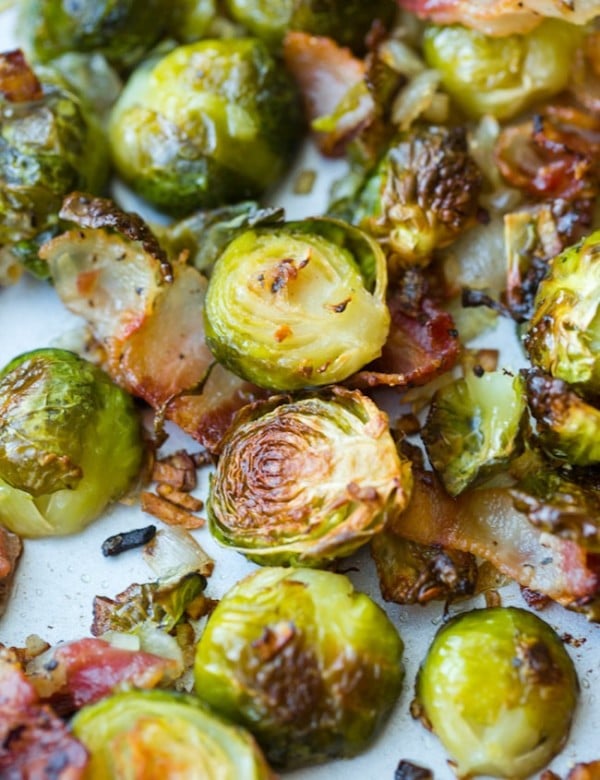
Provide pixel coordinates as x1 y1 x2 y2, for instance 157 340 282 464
349 294 459 389
283 32 374 157
390 469 600 613
0 652 88 778
28 638 180 716
39 195 264 451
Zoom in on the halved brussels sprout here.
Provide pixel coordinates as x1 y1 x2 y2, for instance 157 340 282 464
351 126 484 269
18 0 169 71
423 20 583 119
208 386 412 566
108 39 303 215
415 607 578 778
194 566 404 768
0 349 143 537
72 689 275 779
223 0 396 52
525 231 600 398
0 51 109 278
204 218 390 390
421 369 526 496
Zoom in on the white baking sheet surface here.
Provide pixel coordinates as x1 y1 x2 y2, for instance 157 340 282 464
1 7 600 779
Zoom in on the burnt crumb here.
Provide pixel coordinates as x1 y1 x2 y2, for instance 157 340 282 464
394 760 433 780
521 586 551 611
560 633 587 649
473 364 484 378
101 525 157 557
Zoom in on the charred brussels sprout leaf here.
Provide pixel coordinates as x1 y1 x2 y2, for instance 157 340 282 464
18 0 169 71
525 369 600 466
351 126 484 269
0 349 143 537
92 572 208 635
208 387 412 566
422 370 526 496
204 218 390 390
415 607 578 778
223 0 395 52
72 689 275 779
108 39 303 216
0 53 109 278
525 231 600 398
423 20 583 120
154 200 284 275
194 567 404 768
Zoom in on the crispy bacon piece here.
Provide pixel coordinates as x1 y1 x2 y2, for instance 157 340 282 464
0 651 88 778
0 49 43 103
389 468 600 614
283 32 375 157
27 638 180 716
397 0 598 36
349 292 459 389
495 108 600 202
39 194 264 451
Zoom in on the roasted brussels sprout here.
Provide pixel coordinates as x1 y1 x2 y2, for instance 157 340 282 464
421 369 526 496
349 127 483 269
223 0 396 52
208 387 412 566
204 218 390 390
18 0 169 71
525 231 600 398
415 607 578 778
194 567 404 768
423 20 583 119
72 689 275 779
0 349 143 537
525 369 600 466
0 51 109 278
108 39 303 215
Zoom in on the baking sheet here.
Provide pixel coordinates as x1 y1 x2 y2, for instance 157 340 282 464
1 7 600 778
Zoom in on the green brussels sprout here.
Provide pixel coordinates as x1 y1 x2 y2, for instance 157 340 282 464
415 607 578 778
0 51 109 278
168 0 243 43
223 0 396 52
525 231 600 398
0 349 143 537
525 369 600 466
208 386 412 566
72 689 275 779
349 126 484 269
204 217 390 390
194 566 404 768
421 370 526 496
108 39 303 216
423 20 584 120
18 0 169 71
